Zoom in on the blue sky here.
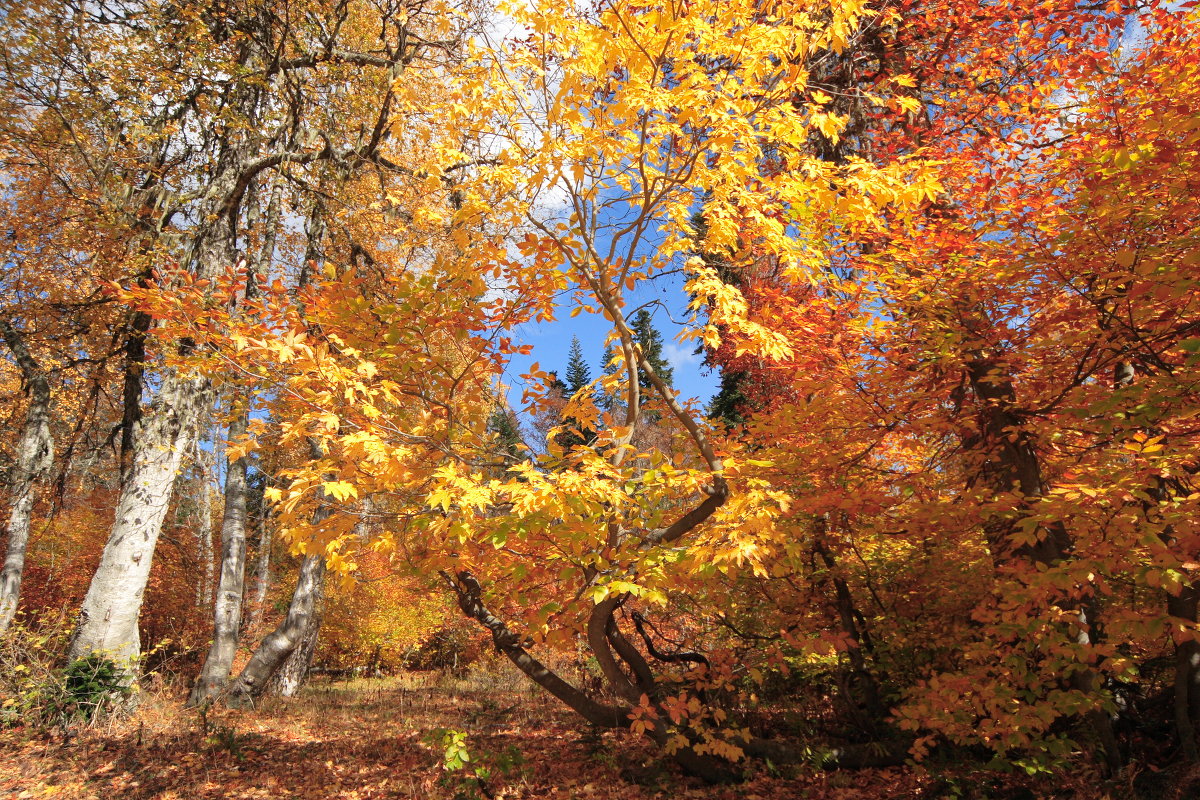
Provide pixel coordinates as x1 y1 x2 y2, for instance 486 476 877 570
499 268 719 411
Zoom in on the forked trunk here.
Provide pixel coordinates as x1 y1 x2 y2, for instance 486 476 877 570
225 551 326 707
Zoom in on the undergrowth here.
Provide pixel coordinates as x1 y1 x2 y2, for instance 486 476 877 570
0 613 132 729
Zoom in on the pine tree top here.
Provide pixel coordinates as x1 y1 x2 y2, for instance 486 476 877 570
631 309 674 391
565 336 591 396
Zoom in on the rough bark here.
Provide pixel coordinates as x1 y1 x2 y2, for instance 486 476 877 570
1169 585 1200 761
965 355 1071 565
225 551 326 707
188 404 251 705
0 321 53 634
117 306 152 483
965 354 1121 771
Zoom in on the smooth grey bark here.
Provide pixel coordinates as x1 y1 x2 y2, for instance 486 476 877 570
193 446 215 609
266 591 323 697
247 514 272 633
225 551 327 707
188 404 251 705
0 321 53 634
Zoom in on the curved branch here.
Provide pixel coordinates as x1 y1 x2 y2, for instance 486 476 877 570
446 571 631 728
586 595 644 704
606 612 656 692
631 612 709 666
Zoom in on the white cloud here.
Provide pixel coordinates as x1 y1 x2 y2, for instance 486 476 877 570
663 341 700 374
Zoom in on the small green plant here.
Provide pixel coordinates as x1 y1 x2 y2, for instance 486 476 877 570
205 724 244 759
424 728 528 800
59 653 132 721
1 617 131 729
427 727 473 772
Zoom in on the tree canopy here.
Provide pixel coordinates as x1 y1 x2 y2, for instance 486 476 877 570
1 0 1199 794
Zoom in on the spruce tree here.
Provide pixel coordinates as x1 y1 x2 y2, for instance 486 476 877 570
630 309 674 392
707 369 749 426
564 336 591 396
487 406 523 468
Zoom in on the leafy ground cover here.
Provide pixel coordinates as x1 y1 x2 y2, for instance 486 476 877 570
3 666 1190 800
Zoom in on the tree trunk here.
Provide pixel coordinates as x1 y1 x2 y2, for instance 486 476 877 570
246 513 272 633
193 448 215 609
226 436 332 706
267 597 323 697
1170 585 1200 762
446 570 631 728
965 353 1121 771
235 178 277 639
188 403 251 705
225 551 326 707
65 116 252 668
0 321 53 634
66 367 212 666
813 535 887 729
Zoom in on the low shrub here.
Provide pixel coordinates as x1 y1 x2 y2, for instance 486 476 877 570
1 615 132 728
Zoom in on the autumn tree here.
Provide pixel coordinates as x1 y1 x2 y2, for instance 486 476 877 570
399 0 935 778
0 0 489 677
699 0 1199 771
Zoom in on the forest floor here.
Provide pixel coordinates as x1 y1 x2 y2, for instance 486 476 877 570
0 666 1189 800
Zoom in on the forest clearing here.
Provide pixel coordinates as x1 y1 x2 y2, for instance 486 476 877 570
2 0 1200 797
3 665 1184 800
